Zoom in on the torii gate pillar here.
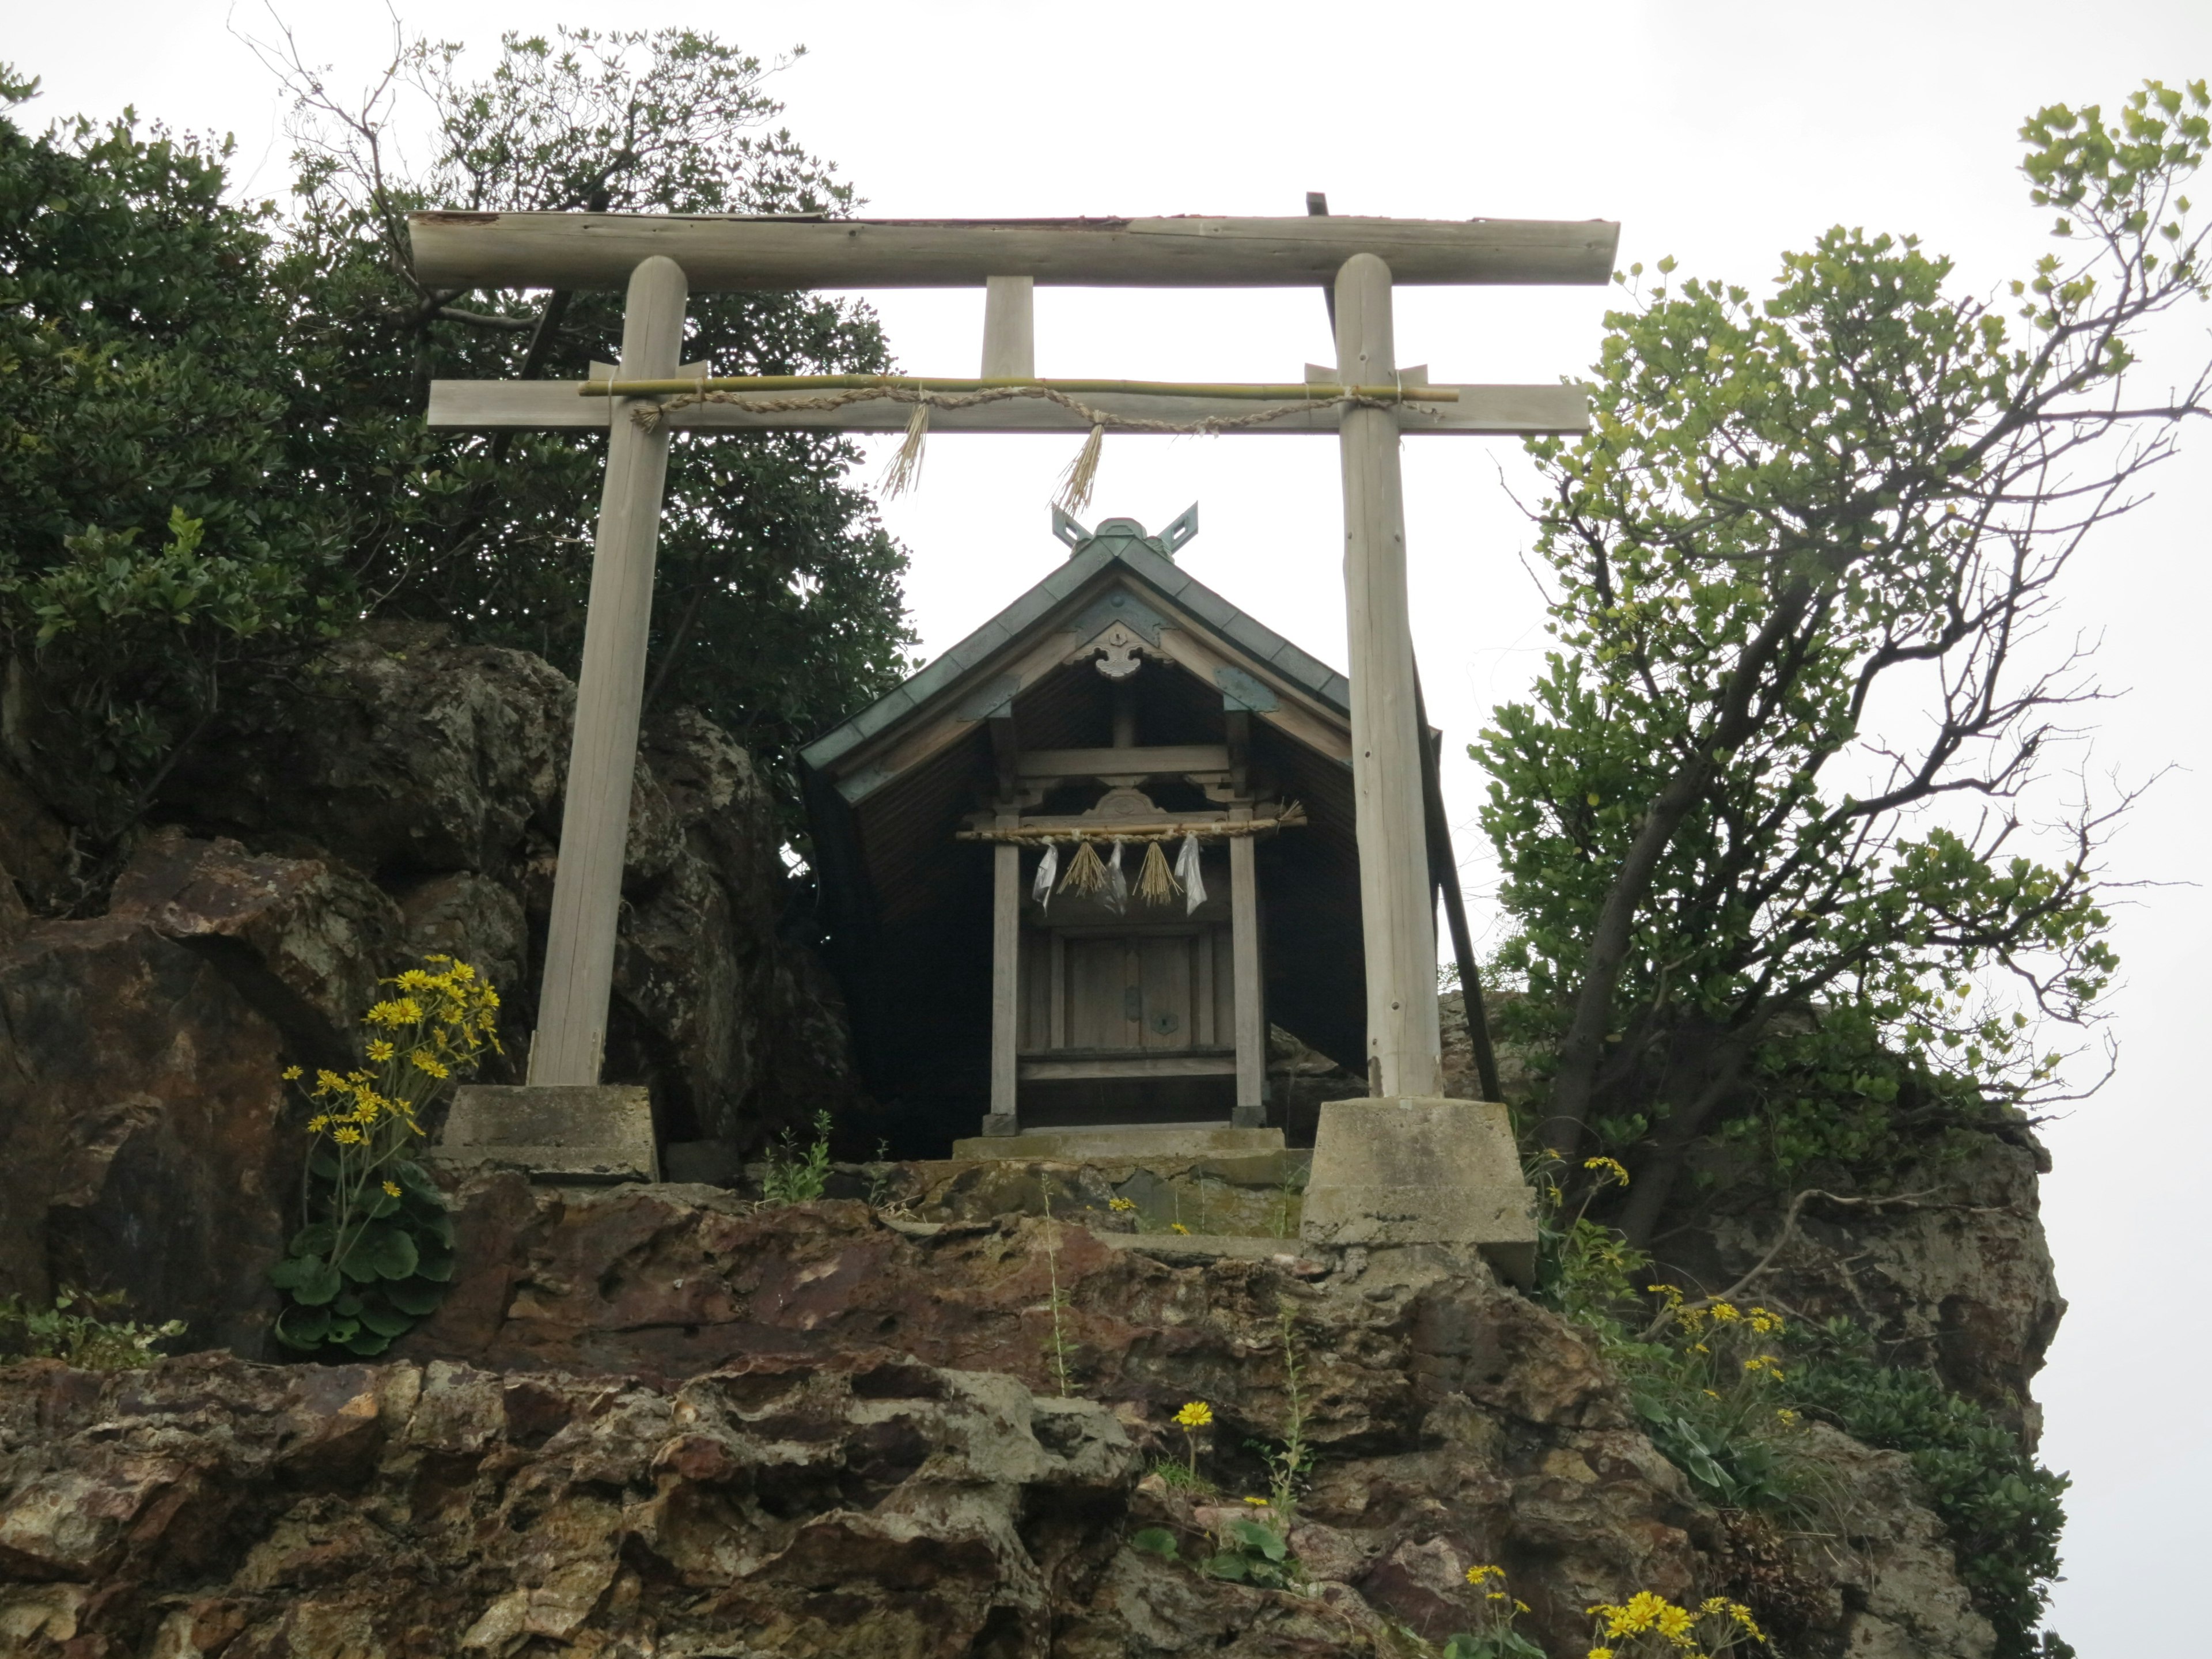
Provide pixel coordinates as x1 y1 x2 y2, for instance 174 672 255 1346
528 255 688 1085
1336 253 1445 1099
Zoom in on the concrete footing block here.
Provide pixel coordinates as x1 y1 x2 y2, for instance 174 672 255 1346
435 1084 659 1183
1299 1097 1537 1281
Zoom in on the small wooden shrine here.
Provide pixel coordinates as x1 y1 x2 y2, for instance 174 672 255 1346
802 508 1374 1147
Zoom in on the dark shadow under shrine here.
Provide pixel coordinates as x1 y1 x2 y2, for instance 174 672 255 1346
802 508 1382 1153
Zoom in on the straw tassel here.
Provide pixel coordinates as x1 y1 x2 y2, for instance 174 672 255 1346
878 395 931 498
1134 838 1182 906
1054 423 1105 514
1058 838 1107 897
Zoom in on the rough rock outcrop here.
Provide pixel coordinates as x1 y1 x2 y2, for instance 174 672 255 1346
0 627 865 1357
0 932 285 1355
342 1178 1992 1658
0 1183 2003 1658
1649 1138 2063 1440
0 1349 1137 1659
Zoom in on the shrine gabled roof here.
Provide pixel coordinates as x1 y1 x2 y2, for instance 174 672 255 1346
800 513 1350 792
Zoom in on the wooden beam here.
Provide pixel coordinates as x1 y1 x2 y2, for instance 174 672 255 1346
425 378 1589 435
1148 627 1353 763
408 211 1621 292
527 255 687 1086
1336 253 1445 1099
981 276 1035 378
1017 744 1230 778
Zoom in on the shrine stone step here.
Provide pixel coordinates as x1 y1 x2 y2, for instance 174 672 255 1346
950 1122 1285 1162
434 1084 660 1183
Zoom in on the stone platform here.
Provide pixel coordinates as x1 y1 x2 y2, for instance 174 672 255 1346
950 1122 1285 1162
1300 1096 1538 1281
434 1084 660 1183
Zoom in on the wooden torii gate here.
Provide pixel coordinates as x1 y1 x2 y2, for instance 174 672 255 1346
413 209 1617 1107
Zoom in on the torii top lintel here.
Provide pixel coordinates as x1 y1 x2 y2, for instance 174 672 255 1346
407 212 1621 293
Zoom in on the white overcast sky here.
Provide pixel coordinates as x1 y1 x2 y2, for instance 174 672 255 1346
12 2 2206 1646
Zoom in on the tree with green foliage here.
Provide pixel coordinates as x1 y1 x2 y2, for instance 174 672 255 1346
0 67 345 859
0 28 913 880
1480 79 2211 1235
259 24 913 812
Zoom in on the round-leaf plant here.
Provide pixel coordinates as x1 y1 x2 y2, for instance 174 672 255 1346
268 955 500 1356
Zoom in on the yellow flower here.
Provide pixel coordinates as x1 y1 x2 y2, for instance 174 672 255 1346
282 1065 303 1081
410 1051 450 1080
1173 1401 1213 1430
1108 1197 1137 1212
365 997 424 1027
1466 1565 1506 1585
382 1180 402 1198
1515 1600 1529 1614
1582 1155 1631 1185
1589 1649 1616 1659
1487 1591 1507 1601
1776 1408 1801 1427
1241 1496 1270 1506
332 1127 364 1145
365 1039 395 1063
1169 1222 1191 1234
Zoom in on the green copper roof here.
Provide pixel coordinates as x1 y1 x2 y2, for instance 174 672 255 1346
800 510 1350 775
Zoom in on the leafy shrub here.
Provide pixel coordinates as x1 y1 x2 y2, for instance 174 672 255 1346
269 956 500 1356
759 1109 833 1203
0 1287 184 1369
1791 1323 2069 1659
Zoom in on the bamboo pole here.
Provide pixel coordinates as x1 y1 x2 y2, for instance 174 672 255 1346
527 255 687 1086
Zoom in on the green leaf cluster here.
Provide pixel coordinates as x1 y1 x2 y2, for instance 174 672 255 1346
270 26 916 828
0 1286 185 1369
1 31 921 857
1201 1516 1297 1589
1475 80 2212 1214
759 1107 834 1203
1793 1323 2069 1659
0 73 345 835
271 1157 457 1357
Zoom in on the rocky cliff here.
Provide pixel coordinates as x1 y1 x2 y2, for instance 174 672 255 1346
0 1191 2006 1658
0 626 863 1355
0 636 2066 1658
